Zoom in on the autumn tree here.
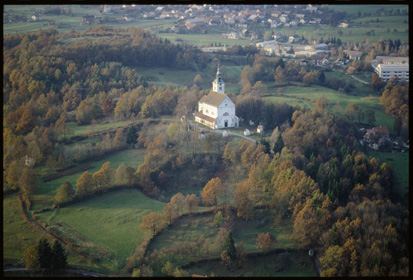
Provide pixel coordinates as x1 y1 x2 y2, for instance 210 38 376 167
5 160 22 191
213 211 224 227
162 261 175 276
257 232 273 252
184 194 199 214
23 245 39 270
234 182 254 220
202 177 224 210
76 171 94 195
54 181 75 205
320 245 345 277
92 161 114 189
19 167 36 208
139 212 165 236
115 163 128 185
345 103 359 121
274 66 286 84
194 74 203 87
113 128 126 150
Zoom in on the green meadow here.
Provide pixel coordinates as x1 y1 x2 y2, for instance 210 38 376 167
3 194 43 261
368 150 409 206
36 189 165 261
264 84 395 133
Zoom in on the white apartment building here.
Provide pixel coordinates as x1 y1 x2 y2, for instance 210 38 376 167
373 56 409 81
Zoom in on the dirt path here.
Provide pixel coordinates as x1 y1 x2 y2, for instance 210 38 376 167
350 75 369 85
188 121 257 143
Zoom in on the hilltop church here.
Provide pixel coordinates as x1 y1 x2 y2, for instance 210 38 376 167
194 65 239 129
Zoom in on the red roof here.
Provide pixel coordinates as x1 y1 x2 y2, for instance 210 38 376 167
373 126 389 135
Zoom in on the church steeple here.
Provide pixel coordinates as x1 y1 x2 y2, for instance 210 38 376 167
212 64 225 94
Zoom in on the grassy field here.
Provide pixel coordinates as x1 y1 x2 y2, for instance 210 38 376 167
32 148 146 210
148 210 294 258
147 214 219 255
328 5 408 18
185 250 317 277
36 189 165 262
368 150 409 206
264 83 395 133
3 194 43 261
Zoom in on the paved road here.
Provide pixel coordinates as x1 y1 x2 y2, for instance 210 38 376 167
350 75 369 85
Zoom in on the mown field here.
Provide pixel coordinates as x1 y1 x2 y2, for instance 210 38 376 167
3 194 43 261
36 189 165 270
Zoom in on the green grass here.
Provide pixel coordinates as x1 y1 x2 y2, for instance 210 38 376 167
328 5 408 18
185 250 317 277
368 150 409 206
264 84 396 133
36 189 165 260
3 194 43 261
147 214 219 255
32 148 146 210
64 118 142 139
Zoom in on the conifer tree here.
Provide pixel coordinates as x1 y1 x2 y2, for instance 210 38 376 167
51 240 67 271
273 133 284 155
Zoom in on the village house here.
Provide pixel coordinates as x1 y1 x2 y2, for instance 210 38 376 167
344 50 363 60
338 21 349 28
31 13 42 21
194 66 239 129
311 54 329 66
363 126 390 150
185 18 205 29
288 34 301 43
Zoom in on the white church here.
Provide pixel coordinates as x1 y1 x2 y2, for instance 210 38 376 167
194 65 239 129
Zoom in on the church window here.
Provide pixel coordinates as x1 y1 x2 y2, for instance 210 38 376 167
225 104 227 106
223 112 229 116
219 87 222 90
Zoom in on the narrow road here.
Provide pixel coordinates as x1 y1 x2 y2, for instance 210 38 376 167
3 267 107 277
350 75 369 85
188 121 257 143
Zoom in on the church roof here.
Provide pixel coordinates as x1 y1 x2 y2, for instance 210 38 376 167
199 90 228 107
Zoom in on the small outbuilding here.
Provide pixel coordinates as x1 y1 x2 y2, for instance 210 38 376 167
222 130 229 137
244 129 251 136
257 125 264 134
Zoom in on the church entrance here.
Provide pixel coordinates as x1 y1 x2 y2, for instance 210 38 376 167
224 121 228 127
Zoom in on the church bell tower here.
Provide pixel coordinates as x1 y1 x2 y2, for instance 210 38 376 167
212 64 225 94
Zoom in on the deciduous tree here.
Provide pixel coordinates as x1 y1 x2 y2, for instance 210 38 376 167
55 181 75 205
202 177 224 210
139 212 165 236
257 232 273 252
76 171 93 195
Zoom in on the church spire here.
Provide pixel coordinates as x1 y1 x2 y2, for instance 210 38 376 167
212 63 225 94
